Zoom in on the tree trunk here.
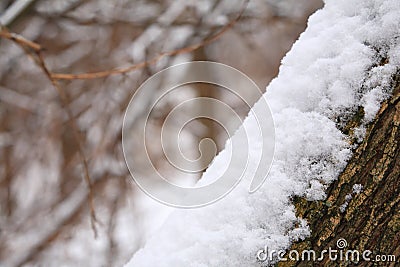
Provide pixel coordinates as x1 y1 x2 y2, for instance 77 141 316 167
279 71 400 266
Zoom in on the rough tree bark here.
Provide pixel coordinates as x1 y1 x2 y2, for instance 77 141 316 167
279 68 400 266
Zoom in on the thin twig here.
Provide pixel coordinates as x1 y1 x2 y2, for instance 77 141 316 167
49 0 249 80
0 1 248 81
0 26 42 51
37 51 99 238
0 26 99 237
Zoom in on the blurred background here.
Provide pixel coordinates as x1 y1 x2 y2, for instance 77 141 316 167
0 0 322 266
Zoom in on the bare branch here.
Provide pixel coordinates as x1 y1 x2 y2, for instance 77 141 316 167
0 26 42 51
0 0 249 81
0 26 99 238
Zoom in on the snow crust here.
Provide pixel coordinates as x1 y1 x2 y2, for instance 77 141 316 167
126 0 400 266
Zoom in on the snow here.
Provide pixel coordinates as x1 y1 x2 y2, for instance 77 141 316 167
352 184 364 194
340 184 364 213
125 0 400 266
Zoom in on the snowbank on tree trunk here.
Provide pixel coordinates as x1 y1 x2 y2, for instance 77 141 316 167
126 0 400 266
